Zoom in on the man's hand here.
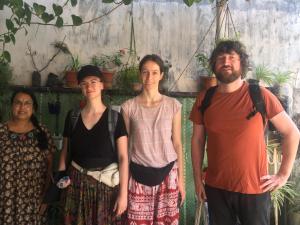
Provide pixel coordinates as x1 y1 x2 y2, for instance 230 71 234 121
195 181 207 202
260 174 288 192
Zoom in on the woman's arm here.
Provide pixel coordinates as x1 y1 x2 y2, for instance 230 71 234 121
121 109 130 135
172 110 185 206
58 137 68 171
114 135 129 216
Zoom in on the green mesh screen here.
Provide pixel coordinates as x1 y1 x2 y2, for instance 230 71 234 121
2 90 197 225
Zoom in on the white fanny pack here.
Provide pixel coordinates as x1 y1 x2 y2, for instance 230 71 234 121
71 161 119 188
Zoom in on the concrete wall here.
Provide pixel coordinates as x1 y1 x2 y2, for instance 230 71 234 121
1 0 300 91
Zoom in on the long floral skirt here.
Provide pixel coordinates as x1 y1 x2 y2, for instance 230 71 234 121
62 165 121 225
125 163 179 225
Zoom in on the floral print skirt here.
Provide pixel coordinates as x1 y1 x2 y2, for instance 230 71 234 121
62 165 122 225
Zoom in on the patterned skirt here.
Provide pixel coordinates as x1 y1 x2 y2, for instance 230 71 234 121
62 165 122 225
125 163 179 225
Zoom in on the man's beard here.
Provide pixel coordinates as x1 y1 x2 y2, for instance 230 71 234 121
215 67 241 84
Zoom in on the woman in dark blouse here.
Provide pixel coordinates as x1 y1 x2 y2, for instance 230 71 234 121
58 65 128 225
0 89 55 225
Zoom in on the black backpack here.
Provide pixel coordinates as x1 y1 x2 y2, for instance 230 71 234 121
199 83 267 127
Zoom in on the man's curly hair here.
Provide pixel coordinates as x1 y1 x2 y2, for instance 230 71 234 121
209 40 249 79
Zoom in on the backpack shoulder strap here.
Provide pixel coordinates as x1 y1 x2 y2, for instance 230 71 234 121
248 83 267 126
199 86 218 116
108 107 119 153
65 107 80 168
70 107 81 132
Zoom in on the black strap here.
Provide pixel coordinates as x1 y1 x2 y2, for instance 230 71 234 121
108 107 119 152
248 84 266 126
199 86 218 116
199 83 267 127
70 107 81 132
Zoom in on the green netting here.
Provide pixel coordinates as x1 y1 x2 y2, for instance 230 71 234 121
1 91 197 225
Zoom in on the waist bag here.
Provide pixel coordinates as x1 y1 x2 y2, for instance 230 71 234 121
130 160 175 186
72 161 119 188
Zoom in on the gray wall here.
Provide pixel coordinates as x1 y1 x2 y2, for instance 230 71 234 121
1 0 300 91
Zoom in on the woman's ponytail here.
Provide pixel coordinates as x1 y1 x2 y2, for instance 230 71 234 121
31 114 48 151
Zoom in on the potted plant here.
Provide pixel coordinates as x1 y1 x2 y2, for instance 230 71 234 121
47 91 61 115
53 41 81 88
267 139 298 225
27 39 67 87
251 64 274 86
195 53 217 90
64 54 81 88
117 64 141 91
90 50 124 89
270 70 293 96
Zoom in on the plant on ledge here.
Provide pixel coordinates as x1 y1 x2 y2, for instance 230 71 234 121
90 50 125 89
195 53 217 90
195 53 214 77
90 50 124 72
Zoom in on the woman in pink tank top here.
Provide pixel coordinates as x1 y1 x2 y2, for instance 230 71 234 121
121 54 185 225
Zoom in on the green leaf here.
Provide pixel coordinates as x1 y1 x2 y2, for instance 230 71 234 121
70 0 78 7
122 0 133 5
183 0 194 7
15 7 25 18
102 0 114 3
12 27 18 34
10 0 23 9
4 35 10 43
52 4 63 16
71 15 83 26
41 12 55 23
0 0 5 10
24 3 32 25
9 34 15 45
55 16 63 28
3 51 11 63
6 19 15 31
33 3 46 16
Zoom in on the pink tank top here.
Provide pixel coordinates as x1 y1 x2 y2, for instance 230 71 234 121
121 95 181 167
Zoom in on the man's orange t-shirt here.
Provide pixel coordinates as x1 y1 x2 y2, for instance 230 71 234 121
190 82 284 194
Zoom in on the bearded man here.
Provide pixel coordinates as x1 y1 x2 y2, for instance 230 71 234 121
190 40 299 225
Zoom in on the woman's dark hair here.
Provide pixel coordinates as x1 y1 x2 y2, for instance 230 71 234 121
139 54 164 74
209 40 249 78
11 89 48 151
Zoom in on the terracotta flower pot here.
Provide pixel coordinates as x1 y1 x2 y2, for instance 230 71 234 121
65 70 78 88
101 70 115 89
200 76 217 90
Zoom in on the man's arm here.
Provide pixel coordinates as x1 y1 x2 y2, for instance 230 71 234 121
260 111 300 192
191 123 207 201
